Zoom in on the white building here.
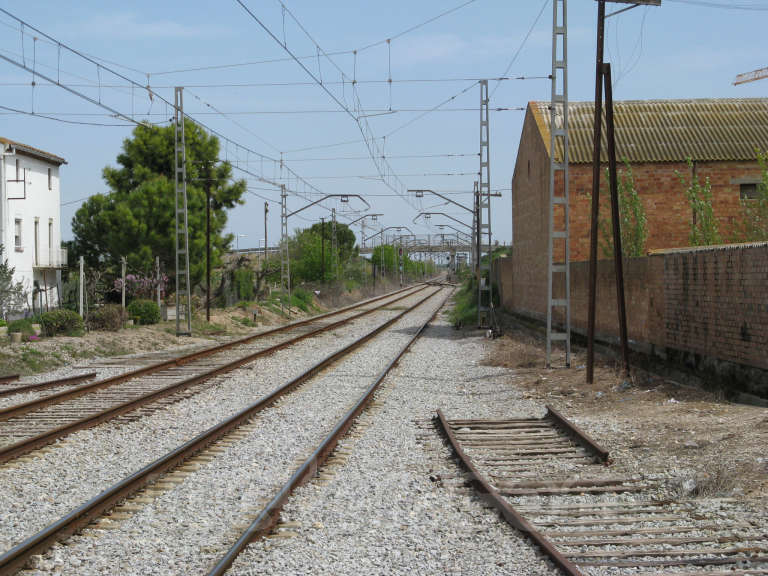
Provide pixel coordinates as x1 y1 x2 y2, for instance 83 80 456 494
0 137 67 314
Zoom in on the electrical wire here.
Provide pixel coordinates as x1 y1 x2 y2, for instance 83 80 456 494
665 0 768 9
0 76 547 89
149 0 480 76
0 106 525 116
490 0 550 98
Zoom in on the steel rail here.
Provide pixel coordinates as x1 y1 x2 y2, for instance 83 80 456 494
206 287 454 576
0 285 431 464
435 408 585 576
0 284 425 422
546 405 609 463
0 375 20 386
0 286 444 576
0 373 97 400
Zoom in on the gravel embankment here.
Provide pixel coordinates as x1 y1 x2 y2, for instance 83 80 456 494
23 289 449 575
0 288 420 411
226 307 559 576
0 288 439 555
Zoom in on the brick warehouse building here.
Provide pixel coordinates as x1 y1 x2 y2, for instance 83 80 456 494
512 97 768 263
499 98 768 397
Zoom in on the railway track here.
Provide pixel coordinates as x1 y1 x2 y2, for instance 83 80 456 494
437 407 768 576
0 285 450 576
0 283 429 464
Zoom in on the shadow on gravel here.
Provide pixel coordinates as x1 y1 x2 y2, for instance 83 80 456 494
388 324 465 340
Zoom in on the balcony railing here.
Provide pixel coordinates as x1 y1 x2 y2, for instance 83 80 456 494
33 248 68 269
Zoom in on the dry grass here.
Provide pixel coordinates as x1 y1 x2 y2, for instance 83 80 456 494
674 460 758 498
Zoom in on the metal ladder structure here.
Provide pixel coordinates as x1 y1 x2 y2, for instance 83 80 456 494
476 79 493 329
546 0 572 367
280 184 291 310
173 87 192 336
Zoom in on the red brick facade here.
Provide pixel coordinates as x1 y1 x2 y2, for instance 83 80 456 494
503 103 768 396
512 106 763 264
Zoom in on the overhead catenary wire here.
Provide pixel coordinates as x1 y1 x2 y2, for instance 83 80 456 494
0 7 358 223
0 106 525 116
148 0 481 77
490 0 550 98
234 0 422 211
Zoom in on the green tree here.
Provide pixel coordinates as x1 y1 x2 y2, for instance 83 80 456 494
289 222 357 283
733 149 768 242
71 120 246 288
0 244 27 318
676 158 721 246
596 160 648 258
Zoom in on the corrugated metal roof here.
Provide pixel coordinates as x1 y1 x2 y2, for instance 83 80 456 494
0 137 67 165
532 98 768 164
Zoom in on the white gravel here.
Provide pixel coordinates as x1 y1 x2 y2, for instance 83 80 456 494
21 288 449 575
0 287 439 555
226 305 559 576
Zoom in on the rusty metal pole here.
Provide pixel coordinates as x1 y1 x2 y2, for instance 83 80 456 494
586 0 606 384
603 63 630 378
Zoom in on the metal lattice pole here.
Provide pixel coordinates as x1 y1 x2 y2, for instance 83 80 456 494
360 218 366 284
174 87 192 336
546 0 571 367
477 80 492 329
280 185 290 311
331 208 338 282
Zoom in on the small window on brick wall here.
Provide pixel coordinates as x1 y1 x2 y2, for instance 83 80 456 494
740 183 761 200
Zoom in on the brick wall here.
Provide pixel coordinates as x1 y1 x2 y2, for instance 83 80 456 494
497 242 768 396
567 161 760 261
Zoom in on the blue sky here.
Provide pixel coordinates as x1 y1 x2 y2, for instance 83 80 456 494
1 0 766 248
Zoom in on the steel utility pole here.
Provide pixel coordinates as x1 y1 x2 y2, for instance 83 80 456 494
155 256 161 310
78 256 84 317
280 184 290 313
320 217 326 283
121 256 126 311
331 208 338 282
174 86 192 336
205 177 211 323
546 0 572 368
586 0 660 383
477 80 493 329
264 201 269 268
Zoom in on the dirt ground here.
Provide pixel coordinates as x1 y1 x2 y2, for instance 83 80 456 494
483 320 768 505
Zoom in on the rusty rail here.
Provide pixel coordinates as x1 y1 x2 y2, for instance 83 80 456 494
0 284 427 422
0 375 20 386
0 287 445 576
0 373 97 399
546 405 609 463
435 409 585 576
206 289 454 576
0 285 432 464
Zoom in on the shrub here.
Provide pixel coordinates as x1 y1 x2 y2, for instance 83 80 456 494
87 304 127 332
8 318 36 335
40 309 84 337
127 299 161 325
448 277 477 328
0 319 6 327
291 287 314 312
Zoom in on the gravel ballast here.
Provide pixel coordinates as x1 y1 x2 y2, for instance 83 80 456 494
19 288 450 575
226 307 559 576
0 288 439 555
